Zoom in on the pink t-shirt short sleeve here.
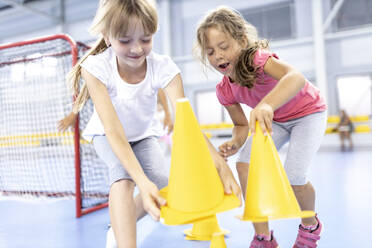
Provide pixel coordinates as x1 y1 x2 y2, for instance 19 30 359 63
216 79 236 106
216 49 327 122
254 49 279 75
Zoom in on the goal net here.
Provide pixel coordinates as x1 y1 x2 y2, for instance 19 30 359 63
0 34 109 217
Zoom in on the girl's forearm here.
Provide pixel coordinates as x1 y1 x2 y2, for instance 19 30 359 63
232 125 249 147
261 71 305 111
105 131 148 188
158 89 171 116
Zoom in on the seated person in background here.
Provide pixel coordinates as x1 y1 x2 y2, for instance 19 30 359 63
333 109 353 151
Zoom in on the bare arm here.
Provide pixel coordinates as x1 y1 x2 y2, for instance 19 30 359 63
163 73 185 109
219 104 249 159
226 104 249 148
82 68 165 220
158 88 171 117
157 88 173 133
250 56 306 134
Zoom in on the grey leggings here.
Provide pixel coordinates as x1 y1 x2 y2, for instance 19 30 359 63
237 111 327 185
93 135 168 189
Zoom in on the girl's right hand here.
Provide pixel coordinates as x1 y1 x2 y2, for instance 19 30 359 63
138 180 166 221
218 140 240 161
249 102 274 135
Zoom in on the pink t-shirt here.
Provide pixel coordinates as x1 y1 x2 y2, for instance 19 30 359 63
216 49 327 122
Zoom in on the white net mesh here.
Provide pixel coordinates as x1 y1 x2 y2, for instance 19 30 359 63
0 36 109 213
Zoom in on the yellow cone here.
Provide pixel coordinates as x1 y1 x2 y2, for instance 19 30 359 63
184 215 229 241
160 98 240 225
239 122 315 222
210 232 227 248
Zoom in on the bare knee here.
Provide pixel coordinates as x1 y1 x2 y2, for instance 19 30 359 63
292 183 307 191
292 182 314 195
236 162 249 175
110 179 135 198
292 182 316 211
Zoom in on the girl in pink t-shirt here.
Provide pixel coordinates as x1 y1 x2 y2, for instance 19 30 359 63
195 6 327 248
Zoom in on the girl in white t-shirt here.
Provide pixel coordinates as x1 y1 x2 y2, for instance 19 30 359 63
67 0 241 247
57 89 173 133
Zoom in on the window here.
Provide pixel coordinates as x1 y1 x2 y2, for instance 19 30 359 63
337 75 371 115
333 0 372 31
240 1 295 40
196 91 222 124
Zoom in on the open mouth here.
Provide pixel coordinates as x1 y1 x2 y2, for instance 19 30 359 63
218 62 230 69
128 55 143 59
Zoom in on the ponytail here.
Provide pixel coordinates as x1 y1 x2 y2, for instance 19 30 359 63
67 37 108 113
233 40 269 88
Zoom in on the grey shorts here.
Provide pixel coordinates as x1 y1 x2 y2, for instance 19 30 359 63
93 135 168 189
237 111 327 185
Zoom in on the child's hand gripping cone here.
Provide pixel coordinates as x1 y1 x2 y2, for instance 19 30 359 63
160 98 240 225
239 122 314 222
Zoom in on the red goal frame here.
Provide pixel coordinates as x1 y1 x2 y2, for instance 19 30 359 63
0 34 108 218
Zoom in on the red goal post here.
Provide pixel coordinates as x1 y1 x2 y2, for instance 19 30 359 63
0 34 109 217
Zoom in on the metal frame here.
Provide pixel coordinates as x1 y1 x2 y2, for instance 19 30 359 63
323 0 345 32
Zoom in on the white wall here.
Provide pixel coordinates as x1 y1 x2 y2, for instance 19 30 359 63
2 0 372 121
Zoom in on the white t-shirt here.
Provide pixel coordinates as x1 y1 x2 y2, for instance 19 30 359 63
81 47 180 142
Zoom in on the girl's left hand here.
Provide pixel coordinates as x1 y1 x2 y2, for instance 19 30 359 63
138 179 166 221
249 102 274 136
218 139 240 161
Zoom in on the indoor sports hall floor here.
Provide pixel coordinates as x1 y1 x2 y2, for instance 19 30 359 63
1 138 372 248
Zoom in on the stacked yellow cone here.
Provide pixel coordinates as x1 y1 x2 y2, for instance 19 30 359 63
210 233 227 248
184 215 229 241
240 122 315 222
160 98 240 225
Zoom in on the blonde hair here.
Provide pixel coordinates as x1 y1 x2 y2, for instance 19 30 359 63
195 6 268 88
68 0 158 113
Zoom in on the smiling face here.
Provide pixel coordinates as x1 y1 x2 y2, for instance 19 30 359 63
205 26 245 79
107 17 153 70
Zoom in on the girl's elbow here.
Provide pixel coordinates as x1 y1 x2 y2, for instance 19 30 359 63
104 127 121 139
299 73 306 86
290 70 306 87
